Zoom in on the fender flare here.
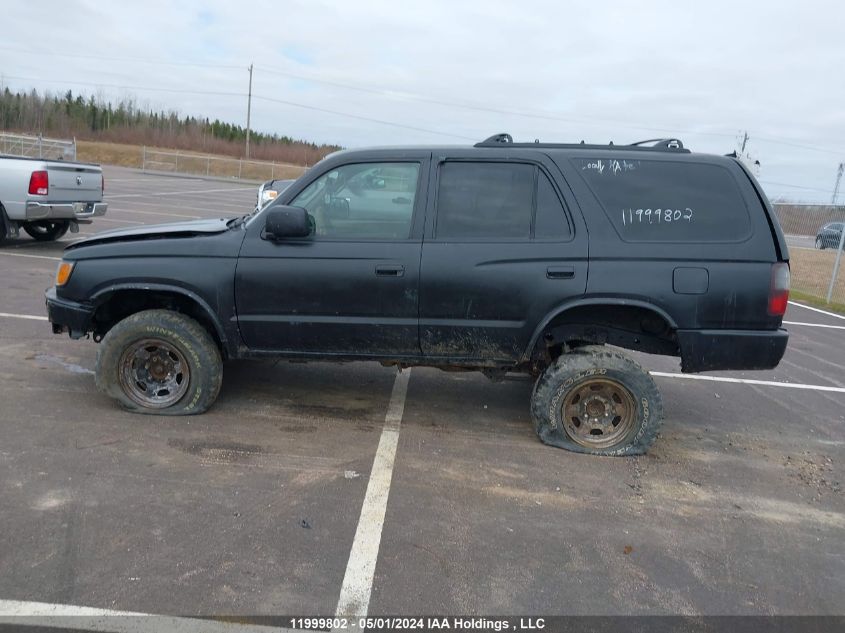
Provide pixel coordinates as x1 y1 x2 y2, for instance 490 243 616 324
90 283 229 349
521 297 678 362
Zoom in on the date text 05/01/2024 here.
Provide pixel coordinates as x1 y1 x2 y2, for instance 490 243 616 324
288 617 547 630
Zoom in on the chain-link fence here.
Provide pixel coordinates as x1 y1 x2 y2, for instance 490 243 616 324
0 132 77 160
775 203 845 308
141 147 304 182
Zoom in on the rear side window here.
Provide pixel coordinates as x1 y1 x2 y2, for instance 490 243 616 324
435 162 572 239
573 158 752 242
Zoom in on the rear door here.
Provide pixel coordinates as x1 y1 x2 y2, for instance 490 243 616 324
419 151 588 361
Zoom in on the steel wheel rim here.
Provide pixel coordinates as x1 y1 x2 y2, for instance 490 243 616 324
118 338 190 408
561 377 637 449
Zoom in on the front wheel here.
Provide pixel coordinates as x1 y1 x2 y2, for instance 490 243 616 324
95 309 222 415
816 237 825 250
530 346 663 456
23 220 70 242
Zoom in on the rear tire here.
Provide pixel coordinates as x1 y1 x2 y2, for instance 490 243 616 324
95 309 222 415
23 220 70 242
530 345 663 456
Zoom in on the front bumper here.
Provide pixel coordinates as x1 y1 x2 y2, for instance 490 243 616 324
26 201 108 221
678 328 789 373
46 288 94 339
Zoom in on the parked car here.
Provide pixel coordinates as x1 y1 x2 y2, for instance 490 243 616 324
46 134 790 456
0 155 107 243
816 222 844 250
255 178 295 211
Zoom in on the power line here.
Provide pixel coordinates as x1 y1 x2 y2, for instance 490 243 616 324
0 75 475 141
759 180 832 193
251 94 476 141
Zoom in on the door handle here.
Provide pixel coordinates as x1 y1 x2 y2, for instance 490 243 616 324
376 264 405 277
546 266 575 279
392 196 411 205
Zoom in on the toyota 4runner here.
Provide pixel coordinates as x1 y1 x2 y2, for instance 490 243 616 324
45 134 790 456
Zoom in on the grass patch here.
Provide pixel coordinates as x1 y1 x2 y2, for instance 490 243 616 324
788 290 845 316
788 248 845 308
77 140 306 181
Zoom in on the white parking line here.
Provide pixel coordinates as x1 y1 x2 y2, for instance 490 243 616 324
651 371 845 393
335 369 411 617
788 301 845 320
0 251 60 261
0 599 293 632
109 208 202 220
106 186 254 199
0 312 48 321
784 320 845 330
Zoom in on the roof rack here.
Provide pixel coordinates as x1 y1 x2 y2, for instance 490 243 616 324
473 133 689 153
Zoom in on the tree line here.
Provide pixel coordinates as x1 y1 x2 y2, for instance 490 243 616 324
0 87 339 166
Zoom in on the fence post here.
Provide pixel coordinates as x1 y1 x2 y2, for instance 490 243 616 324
271 162 275 179
826 227 845 304
206 157 210 176
142 146 146 171
238 160 242 180
37 134 42 158
175 154 179 173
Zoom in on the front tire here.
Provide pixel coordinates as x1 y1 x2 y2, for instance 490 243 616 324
816 237 825 250
530 346 663 456
95 309 222 415
23 220 70 242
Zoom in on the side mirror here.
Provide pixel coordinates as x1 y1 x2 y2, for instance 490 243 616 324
263 205 311 240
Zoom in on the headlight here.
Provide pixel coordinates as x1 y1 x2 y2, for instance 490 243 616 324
56 261 75 286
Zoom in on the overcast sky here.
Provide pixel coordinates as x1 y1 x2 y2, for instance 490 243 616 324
2 0 843 202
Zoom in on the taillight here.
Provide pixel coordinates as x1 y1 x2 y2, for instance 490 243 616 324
28 170 49 195
768 262 790 316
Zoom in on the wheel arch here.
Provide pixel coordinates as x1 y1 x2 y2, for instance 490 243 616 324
90 283 230 357
522 297 679 362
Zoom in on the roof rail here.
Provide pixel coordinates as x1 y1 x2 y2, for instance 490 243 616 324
473 133 690 152
477 133 513 145
629 138 685 149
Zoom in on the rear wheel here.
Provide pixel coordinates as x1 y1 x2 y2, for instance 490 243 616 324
95 309 222 415
530 345 663 456
23 220 70 242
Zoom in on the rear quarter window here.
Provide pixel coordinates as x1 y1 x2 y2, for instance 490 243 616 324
573 158 752 242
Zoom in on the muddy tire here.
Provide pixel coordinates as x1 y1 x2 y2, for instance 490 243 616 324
23 220 70 242
95 309 222 415
530 345 662 456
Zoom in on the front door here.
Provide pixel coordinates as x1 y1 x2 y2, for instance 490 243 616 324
235 157 429 357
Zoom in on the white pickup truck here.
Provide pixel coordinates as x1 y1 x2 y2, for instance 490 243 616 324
0 155 107 243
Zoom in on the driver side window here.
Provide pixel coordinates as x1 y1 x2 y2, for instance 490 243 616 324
291 162 420 240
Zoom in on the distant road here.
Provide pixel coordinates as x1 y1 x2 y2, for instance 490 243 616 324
786 234 816 250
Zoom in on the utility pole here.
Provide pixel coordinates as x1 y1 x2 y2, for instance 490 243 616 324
828 162 845 303
832 162 844 205
245 63 253 159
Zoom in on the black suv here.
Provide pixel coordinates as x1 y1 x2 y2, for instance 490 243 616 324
46 134 790 456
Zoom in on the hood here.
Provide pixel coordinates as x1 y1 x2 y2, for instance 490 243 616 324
66 218 233 249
